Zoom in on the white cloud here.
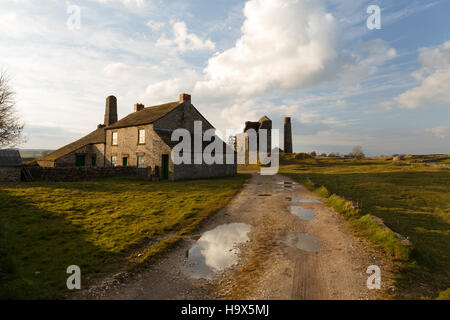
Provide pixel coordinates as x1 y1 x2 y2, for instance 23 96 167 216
88 0 149 8
156 21 215 52
393 41 450 108
195 0 338 97
194 0 396 98
146 20 164 31
427 126 450 139
139 69 201 104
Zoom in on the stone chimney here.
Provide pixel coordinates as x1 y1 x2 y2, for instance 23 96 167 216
284 117 293 154
134 103 144 112
104 96 118 126
179 93 191 103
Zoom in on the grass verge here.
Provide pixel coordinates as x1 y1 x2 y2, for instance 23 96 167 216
280 158 449 299
0 174 248 299
290 176 410 261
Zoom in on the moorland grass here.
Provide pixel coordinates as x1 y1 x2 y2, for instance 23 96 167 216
280 158 450 299
0 174 247 299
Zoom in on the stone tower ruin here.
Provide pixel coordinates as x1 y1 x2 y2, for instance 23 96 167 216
284 117 293 153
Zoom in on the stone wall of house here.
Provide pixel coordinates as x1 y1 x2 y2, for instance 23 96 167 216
0 166 21 182
53 143 105 167
173 161 237 181
105 123 172 178
26 166 137 182
154 102 215 132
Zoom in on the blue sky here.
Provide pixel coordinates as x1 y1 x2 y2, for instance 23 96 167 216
1 0 449 155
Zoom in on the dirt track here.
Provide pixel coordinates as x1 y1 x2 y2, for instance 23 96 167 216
79 173 391 300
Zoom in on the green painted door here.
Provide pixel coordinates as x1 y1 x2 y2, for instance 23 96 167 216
123 157 128 167
162 155 169 179
76 155 85 167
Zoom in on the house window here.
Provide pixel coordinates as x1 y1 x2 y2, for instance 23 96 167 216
111 156 117 167
76 155 85 167
138 129 145 144
112 132 118 145
122 157 128 167
137 155 145 168
91 156 96 167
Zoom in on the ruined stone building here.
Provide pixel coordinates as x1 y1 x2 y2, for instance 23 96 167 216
235 115 294 164
236 116 272 165
284 117 293 154
37 94 236 181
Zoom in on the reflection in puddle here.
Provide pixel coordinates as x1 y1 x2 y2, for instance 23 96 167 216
184 223 251 279
289 205 316 220
276 181 298 185
286 197 321 203
295 234 322 252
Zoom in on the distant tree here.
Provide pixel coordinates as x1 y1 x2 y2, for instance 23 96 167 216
320 153 327 157
328 152 336 157
350 145 365 159
0 71 24 147
335 152 341 157
310 151 317 157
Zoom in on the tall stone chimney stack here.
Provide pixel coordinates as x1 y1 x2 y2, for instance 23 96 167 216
284 117 293 153
104 96 118 126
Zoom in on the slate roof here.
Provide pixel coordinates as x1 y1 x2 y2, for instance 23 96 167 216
107 101 181 129
39 101 183 162
0 149 22 166
39 127 106 162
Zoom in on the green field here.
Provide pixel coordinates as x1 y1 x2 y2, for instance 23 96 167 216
0 175 247 299
280 157 450 299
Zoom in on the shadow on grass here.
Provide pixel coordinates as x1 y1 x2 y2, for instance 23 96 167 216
12 175 247 195
0 188 123 299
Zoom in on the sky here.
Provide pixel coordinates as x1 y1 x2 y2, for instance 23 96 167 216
1 0 449 156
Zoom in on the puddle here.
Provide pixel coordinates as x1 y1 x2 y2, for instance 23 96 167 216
276 181 298 185
294 234 322 252
286 197 321 203
184 223 251 279
289 205 316 220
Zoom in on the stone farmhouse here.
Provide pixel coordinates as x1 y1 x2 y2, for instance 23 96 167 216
37 94 236 181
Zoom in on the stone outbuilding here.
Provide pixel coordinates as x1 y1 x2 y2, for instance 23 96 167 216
0 149 22 182
37 93 236 181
